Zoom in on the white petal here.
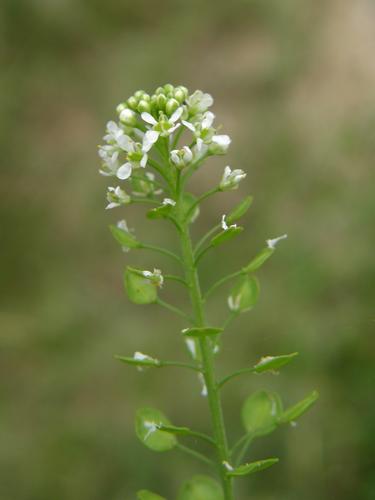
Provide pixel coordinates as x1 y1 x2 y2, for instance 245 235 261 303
170 107 183 123
182 120 196 132
117 134 133 152
141 112 157 126
212 134 231 146
116 162 132 180
105 202 120 210
223 165 231 180
202 111 215 129
140 153 148 168
196 138 204 152
266 234 288 249
142 130 159 152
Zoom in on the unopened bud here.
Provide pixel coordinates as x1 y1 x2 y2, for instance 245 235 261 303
166 98 179 116
119 108 137 127
137 100 151 113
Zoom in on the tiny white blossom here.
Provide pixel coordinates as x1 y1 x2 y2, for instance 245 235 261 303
141 107 183 139
228 294 241 312
142 268 164 288
170 146 193 169
115 219 134 252
220 166 246 190
186 90 214 114
106 186 130 209
266 234 288 249
98 146 120 176
133 351 153 362
103 121 126 145
221 214 237 231
209 134 231 154
162 198 176 206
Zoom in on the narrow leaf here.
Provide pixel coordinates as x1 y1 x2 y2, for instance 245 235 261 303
182 327 223 338
124 266 158 305
279 390 319 424
242 390 282 437
211 226 243 247
109 224 141 248
137 490 166 500
253 352 298 374
227 195 253 224
242 247 274 273
135 407 177 452
177 475 224 500
227 458 279 477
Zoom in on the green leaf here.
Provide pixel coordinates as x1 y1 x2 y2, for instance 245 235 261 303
135 407 177 452
227 458 279 477
114 354 160 368
211 226 243 247
279 390 319 424
109 224 140 249
241 390 282 437
227 195 253 224
147 204 173 219
182 327 223 338
228 275 259 313
253 352 298 374
124 266 158 305
242 247 274 273
177 475 224 500
137 490 166 500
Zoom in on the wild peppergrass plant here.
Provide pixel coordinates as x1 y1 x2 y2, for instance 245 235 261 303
98 84 318 500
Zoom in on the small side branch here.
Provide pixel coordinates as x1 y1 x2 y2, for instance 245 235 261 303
140 243 183 265
204 269 244 300
175 443 215 467
156 297 192 322
218 366 255 388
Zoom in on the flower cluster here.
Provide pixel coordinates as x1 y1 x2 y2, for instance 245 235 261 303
98 84 244 210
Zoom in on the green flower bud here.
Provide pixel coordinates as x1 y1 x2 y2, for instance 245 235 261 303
174 88 186 103
142 93 151 101
166 98 179 115
163 83 174 93
119 108 137 127
116 102 128 114
156 94 167 111
127 96 138 110
155 86 165 95
134 90 145 99
137 100 151 113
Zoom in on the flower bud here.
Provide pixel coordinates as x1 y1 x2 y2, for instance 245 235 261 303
219 166 246 191
155 86 165 95
163 83 174 94
127 96 138 110
209 134 231 155
116 102 128 114
174 88 186 103
119 108 137 127
166 98 179 116
156 94 167 111
134 90 145 99
170 146 193 169
137 100 151 113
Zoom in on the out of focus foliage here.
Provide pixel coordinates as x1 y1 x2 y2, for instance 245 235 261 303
0 0 374 499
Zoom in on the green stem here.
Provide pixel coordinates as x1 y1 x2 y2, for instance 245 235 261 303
194 223 221 256
156 298 192 322
178 223 234 499
218 366 255 388
184 187 219 222
176 443 215 467
164 274 189 287
140 243 183 265
204 269 245 300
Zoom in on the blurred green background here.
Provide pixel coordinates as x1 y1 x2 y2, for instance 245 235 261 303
1 0 374 499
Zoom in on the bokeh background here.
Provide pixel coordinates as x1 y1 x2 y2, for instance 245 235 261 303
1 0 374 499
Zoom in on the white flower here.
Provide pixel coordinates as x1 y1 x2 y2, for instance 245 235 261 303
144 421 158 440
98 146 120 176
266 234 288 249
162 198 176 206
182 111 215 150
115 219 134 252
115 133 154 180
209 134 231 154
141 107 183 139
103 121 126 146
186 90 214 114
142 268 164 287
221 214 237 231
220 166 246 190
133 351 154 362
170 146 193 169
105 186 131 209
